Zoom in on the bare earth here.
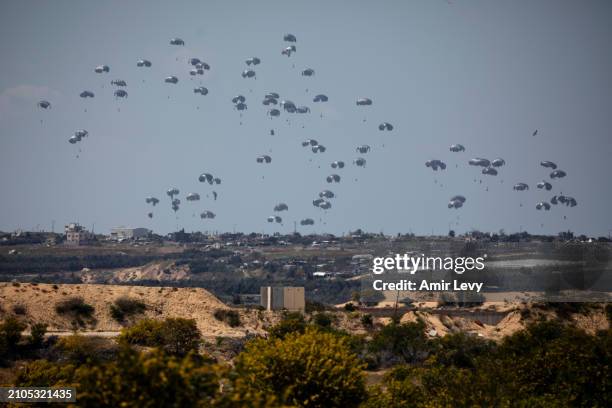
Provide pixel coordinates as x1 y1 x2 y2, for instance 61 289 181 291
0 282 274 338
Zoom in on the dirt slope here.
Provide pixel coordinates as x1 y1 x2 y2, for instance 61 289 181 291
0 282 269 337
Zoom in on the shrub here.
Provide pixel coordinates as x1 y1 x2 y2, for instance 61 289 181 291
268 312 306 339
213 309 241 327
119 318 201 356
305 300 327 313
0 316 26 353
312 312 333 328
369 321 429 366
54 335 107 364
55 297 94 320
12 304 27 315
360 313 373 329
344 302 356 312
110 297 146 322
119 319 163 346
235 328 367 407
29 323 47 348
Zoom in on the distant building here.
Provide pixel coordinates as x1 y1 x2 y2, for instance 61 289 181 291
260 286 305 312
110 226 150 241
65 223 91 246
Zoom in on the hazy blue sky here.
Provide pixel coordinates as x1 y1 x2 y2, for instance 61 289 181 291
0 0 611 236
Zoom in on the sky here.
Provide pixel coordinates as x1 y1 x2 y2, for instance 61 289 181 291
0 0 611 237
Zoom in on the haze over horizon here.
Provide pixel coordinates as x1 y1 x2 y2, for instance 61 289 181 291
1 0 611 237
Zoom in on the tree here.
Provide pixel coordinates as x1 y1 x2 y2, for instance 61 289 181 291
235 328 367 407
119 318 201 356
267 312 306 340
369 321 429 366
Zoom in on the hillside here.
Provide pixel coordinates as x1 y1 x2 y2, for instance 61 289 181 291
0 282 272 337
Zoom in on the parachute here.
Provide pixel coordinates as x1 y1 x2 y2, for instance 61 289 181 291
283 34 297 42
111 79 127 87
540 161 557 170
145 197 160 206
200 210 216 219
37 100 51 109
170 38 185 46
491 158 505 167
536 181 552 191
79 91 95 98
263 97 278 105
356 97 372 106
449 144 465 152
136 59 152 67
194 87 208 95
232 95 246 104
256 155 272 163
448 195 466 209
114 89 128 98
469 158 490 167
235 102 248 111
242 69 256 79
302 139 318 147
550 170 567 179
319 190 335 199
482 167 498 176
265 92 280 99
281 100 296 112
425 159 446 171
313 94 328 102
536 202 551 211
552 195 577 207
326 174 341 183
267 215 282 223
281 45 296 57
274 203 289 212
246 57 261 66
311 145 326 153
167 188 180 199
186 193 200 201
356 145 371 154
198 173 215 184
164 76 179 84
354 158 367 167
331 161 345 169
94 65 110 73
513 183 529 191
312 198 325 207
378 122 394 131
300 218 315 226
268 108 280 117
301 68 315 77
296 106 310 114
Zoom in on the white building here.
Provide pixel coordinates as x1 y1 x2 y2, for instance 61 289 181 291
65 223 92 246
110 226 150 241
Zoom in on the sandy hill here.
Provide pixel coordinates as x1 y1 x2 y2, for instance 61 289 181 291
0 282 271 337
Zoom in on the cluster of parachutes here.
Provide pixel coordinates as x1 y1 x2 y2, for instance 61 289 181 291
36 31 581 232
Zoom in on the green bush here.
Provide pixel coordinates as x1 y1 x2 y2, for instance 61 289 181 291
109 297 146 322
12 304 27 315
344 302 356 312
360 313 373 329
119 318 201 356
369 321 429 367
268 312 306 339
55 297 95 325
235 328 367 407
29 323 47 348
213 309 241 327
312 312 333 328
